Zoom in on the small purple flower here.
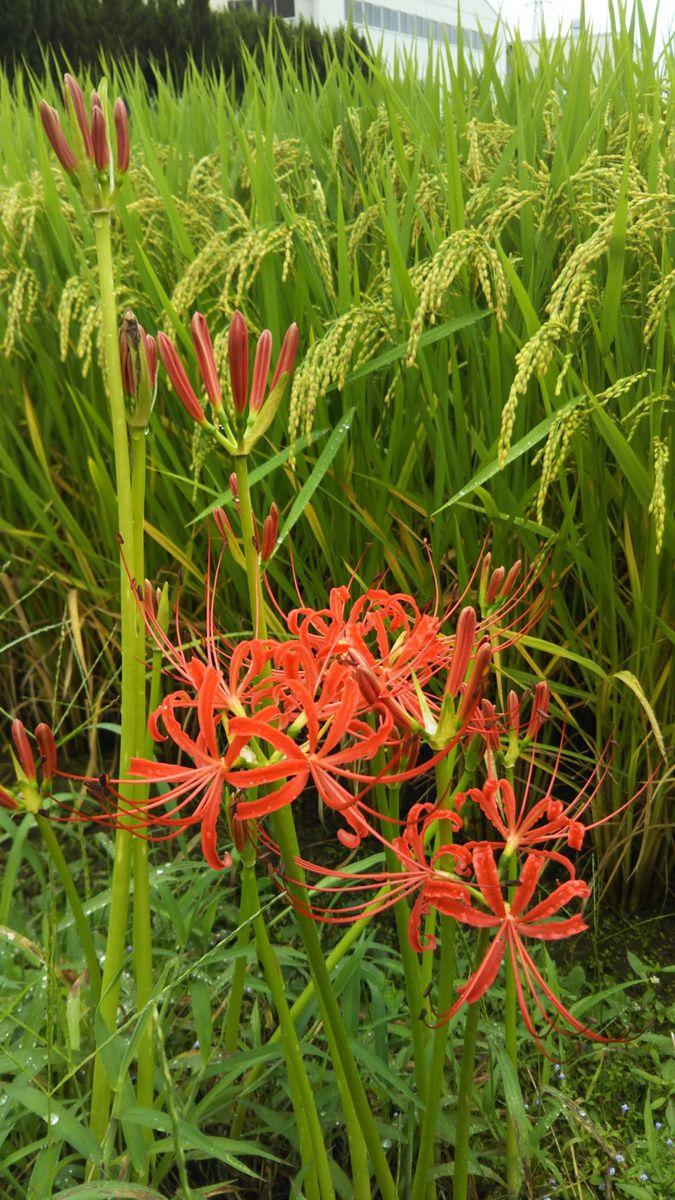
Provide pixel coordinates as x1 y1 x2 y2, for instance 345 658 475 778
666 1137 673 1147
608 1166 616 1176
655 1121 662 1130
639 1173 648 1181
620 1103 630 1114
615 1154 625 1164
558 1071 566 1081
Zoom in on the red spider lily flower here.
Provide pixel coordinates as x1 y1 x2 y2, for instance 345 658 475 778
228 311 299 416
455 740 619 871
41 75 130 198
430 845 617 1049
229 675 394 847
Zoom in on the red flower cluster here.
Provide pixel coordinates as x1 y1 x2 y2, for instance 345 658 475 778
48 555 634 1047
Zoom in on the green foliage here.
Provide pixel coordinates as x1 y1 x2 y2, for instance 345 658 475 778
0 0 366 89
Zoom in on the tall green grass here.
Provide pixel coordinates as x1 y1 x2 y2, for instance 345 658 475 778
0 4 672 904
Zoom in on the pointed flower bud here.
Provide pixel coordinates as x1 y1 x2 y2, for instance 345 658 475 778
120 310 157 428
213 506 235 541
64 73 94 160
486 565 506 606
91 104 110 172
261 502 279 562
191 313 222 408
527 681 550 739
502 559 522 598
35 724 58 782
250 330 272 413
0 785 19 811
11 719 36 779
228 311 249 413
229 473 238 500
158 333 204 425
447 606 477 695
39 101 77 173
507 690 520 733
271 322 299 391
457 638 492 723
114 98 130 173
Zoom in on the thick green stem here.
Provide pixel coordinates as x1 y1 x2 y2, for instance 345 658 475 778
89 212 148 1146
36 814 102 1004
246 863 335 1200
411 915 455 1200
130 429 154 1126
234 455 266 637
411 754 458 1200
453 930 489 1200
273 808 397 1200
504 853 520 1197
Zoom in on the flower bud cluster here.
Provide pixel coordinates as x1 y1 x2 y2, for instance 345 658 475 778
40 75 129 208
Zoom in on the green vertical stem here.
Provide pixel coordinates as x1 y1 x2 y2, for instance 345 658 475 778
130 429 154 1125
411 753 458 1200
221 453 265 1055
89 212 148 1146
504 852 520 1197
273 807 396 1200
453 929 489 1200
36 814 102 1005
247 861 335 1200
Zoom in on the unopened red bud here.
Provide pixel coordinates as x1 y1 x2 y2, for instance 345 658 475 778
91 105 109 171
457 638 492 723
64 73 93 159
447 606 477 694
502 559 522 598
486 566 506 605
91 90 103 112
261 502 279 562
250 330 272 412
113 97 130 173
479 551 492 593
353 665 382 707
213 507 233 541
507 690 520 733
191 312 222 408
142 329 158 390
157 333 204 424
271 322 299 390
229 473 238 500
0 785 19 811
527 681 550 739
11 719 36 779
143 579 158 617
228 310 249 413
35 723 58 781
39 101 77 173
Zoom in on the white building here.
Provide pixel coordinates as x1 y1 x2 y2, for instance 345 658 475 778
218 2 499 70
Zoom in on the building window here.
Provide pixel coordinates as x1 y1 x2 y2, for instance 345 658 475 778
364 3 382 26
382 6 398 30
400 12 415 36
275 0 295 15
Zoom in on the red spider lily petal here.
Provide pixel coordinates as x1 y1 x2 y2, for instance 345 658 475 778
228 311 249 412
91 104 109 171
64 74 94 159
270 322 299 391
510 927 617 1043
11 720 35 778
39 102 77 173
191 313 222 408
114 97 130 173
249 329 272 412
158 333 204 424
